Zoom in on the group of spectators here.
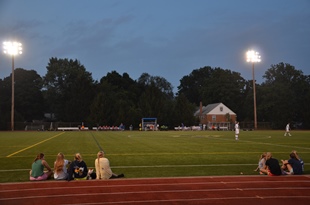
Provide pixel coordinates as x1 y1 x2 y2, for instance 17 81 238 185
29 149 304 181
29 152 124 181
254 150 304 176
97 123 125 131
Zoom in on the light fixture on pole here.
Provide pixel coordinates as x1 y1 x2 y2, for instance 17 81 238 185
246 50 261 130
3 41 22 131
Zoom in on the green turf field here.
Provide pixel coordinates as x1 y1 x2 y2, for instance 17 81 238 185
0 130 309 183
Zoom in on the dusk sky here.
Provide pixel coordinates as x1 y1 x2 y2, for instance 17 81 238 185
0 0 309 93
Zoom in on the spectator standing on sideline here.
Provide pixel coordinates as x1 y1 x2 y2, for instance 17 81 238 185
30 153 53 181
284 123 292 136
54 152 71 180
235 121 240 140
95 151 124 180
260 152 282 176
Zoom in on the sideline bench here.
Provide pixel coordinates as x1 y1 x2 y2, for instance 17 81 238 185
208 126 229 131
219 127 228 131
174 126 191 131
57 127 98 131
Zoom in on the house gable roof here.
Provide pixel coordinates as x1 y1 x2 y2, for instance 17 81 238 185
194 102 236 116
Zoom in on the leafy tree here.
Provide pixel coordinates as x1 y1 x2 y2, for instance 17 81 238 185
14 68 45 121
0 69 44 130
260 62 309 128
89 71 141 128
172 93 196 127
137 73 174 126
178 66 247 121
177 66 213 105
138 73 174 99
0 78 11 130
43 58 95 122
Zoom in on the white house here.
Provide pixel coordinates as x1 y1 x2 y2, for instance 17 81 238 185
194 102 236 130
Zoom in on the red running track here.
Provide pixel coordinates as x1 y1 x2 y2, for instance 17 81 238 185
1 175 310 205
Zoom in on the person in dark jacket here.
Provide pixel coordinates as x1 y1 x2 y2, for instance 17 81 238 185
67 153 88 181
260 152 282 176
281 152 303 175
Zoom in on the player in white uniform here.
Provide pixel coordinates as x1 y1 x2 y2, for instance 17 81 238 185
284 123 291 136
235 121 239 140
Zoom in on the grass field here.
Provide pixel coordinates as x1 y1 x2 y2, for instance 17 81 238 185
0 130 309 183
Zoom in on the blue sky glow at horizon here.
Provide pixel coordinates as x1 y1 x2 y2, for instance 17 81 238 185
0 0 309 93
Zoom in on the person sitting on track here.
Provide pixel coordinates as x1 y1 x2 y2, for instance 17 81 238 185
67 153 89 181
260 152 282 176
95 150 124 180
54 152 71 180
281 151 303 175
29 153 53 181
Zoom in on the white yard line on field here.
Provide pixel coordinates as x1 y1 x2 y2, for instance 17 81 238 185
6 132 65 157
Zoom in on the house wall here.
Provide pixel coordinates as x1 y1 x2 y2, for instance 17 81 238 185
199 114 236 125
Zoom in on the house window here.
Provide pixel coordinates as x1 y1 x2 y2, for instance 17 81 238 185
212 115 216 121
220 106 223 112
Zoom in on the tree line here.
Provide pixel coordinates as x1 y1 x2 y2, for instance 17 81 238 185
0 58 309 130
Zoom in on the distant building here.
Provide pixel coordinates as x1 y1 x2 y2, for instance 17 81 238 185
194 102 236 130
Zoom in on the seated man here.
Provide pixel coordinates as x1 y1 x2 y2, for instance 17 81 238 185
260 152 282 176
281 152 303 175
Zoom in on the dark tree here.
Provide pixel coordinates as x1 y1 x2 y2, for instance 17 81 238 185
260 62 310 129
43 58 95 122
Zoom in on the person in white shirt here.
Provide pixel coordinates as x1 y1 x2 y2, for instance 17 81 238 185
235 121 240 140
94 151 124 180
54 152 71 180
284 123 291 136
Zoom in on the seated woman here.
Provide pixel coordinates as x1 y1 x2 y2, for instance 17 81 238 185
67 153 89 181
54 152 71 180
95 151 124 180
254 152 266 174
281 152 303 175
30 153 53 181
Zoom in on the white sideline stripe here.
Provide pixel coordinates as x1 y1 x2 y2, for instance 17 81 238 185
1 163 309 172
1 187 310 201
1 180 309 193
3 175 309 186
0 164 256 172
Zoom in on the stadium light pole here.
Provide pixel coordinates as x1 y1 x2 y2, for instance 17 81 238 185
246 50 261 130
3 41 23 131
